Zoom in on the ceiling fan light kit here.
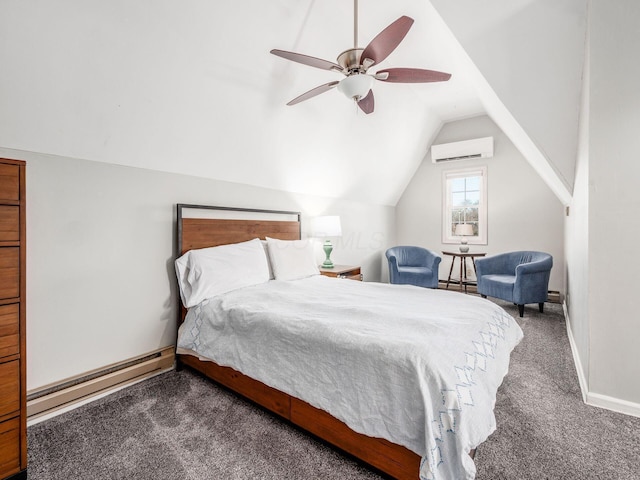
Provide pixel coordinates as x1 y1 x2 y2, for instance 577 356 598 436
337 74 374 101
270 0 451 114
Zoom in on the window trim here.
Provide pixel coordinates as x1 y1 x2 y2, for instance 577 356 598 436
442 166 488 245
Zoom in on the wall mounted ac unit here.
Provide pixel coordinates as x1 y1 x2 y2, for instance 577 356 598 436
430 136 494 163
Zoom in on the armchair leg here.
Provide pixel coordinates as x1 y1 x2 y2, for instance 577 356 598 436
517 305 524 317
539 302 544 313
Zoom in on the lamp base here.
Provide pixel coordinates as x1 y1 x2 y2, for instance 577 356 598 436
322 240 334 268
459 240 469 253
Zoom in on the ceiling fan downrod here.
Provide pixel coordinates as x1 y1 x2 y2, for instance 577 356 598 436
354 0 358 48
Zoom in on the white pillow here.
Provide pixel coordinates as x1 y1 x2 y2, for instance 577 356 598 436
175 238 270 308
266 237 320 281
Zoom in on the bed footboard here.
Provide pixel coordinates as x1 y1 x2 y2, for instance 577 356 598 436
179 354 421 480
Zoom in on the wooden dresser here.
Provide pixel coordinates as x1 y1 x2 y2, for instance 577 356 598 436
0 159 26 480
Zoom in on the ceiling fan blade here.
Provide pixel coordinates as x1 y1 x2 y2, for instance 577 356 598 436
360 16 414 68
357 89 374 114
271 49 343 72
375 68 451 83
286 81 340 106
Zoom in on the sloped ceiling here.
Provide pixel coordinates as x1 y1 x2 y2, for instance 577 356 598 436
0 0 585 206
430 0 588 204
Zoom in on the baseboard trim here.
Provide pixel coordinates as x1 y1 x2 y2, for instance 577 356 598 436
586 392 640 419
27 347 175 423
563 303 640 419
563 303 589 403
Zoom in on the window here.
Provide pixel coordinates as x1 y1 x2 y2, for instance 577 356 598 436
442 166 487 245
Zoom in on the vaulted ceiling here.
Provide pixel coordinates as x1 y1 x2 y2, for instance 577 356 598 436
0 0 587 206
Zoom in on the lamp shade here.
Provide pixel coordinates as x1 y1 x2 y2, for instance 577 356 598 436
337 74 374 101
454 223 474 236
312 216 342 237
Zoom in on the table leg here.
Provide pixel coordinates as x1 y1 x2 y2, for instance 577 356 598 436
446 257 455 289
463 257 468 293
459 256 464 292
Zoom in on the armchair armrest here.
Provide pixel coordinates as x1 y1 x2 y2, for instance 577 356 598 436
515 256 553 276
424 250 442 270
513 255 553 304
387 254 399 283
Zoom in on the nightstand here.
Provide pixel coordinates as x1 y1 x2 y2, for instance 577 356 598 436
442 251 486 293
319 265 362 281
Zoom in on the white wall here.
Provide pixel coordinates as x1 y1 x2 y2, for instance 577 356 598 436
396 115 565 292
0 148 395 391
564 20 590 393
585 1 640 406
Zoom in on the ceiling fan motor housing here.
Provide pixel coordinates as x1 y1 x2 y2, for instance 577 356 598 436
337 48 367 73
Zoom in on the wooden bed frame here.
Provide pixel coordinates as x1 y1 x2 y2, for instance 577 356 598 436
175 204 423 479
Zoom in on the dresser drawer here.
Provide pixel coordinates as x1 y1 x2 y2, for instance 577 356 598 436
0 206 19 243
0 165 19 203
0 417 20 476
0 248 19 300
0 305 19 359
0 361 19 418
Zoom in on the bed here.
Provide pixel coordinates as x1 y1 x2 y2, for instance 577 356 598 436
174 204 523 480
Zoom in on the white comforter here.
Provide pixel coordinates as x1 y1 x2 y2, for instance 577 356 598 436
177 275 523 480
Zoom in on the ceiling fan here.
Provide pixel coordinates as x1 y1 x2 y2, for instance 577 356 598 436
270 0 451 114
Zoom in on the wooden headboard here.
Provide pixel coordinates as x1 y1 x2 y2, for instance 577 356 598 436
175 204 302 322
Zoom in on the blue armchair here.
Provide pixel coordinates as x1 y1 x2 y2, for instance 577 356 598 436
386 246 442 289
475 251 553 317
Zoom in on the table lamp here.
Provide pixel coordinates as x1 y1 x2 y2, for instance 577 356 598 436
454 223 474 253
312 216 342 268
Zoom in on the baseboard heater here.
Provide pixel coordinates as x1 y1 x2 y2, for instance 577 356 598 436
27 346 175 420
436 281 562 303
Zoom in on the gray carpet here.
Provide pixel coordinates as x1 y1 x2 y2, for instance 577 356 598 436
27 370 380 480
28 301 640 479
476 300 640 480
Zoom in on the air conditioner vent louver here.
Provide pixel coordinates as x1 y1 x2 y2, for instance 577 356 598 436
430 136 493 163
